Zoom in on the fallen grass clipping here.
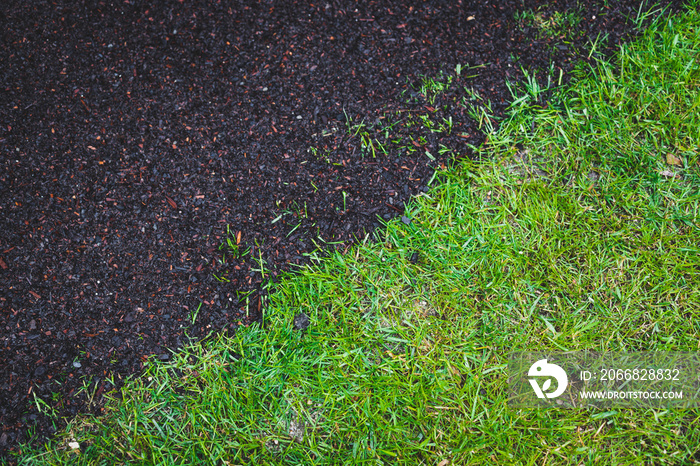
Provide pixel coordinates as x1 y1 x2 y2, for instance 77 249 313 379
16 2 700 465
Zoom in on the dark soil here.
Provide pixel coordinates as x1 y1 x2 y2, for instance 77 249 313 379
0 0 681 459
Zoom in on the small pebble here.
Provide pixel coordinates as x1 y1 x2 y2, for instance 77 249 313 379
293 313 310 331
73 361 81 368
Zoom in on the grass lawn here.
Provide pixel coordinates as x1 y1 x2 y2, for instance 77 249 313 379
12 2 700 464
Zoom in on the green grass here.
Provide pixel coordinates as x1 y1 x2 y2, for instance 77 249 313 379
12 2 700 464
514 4 584 41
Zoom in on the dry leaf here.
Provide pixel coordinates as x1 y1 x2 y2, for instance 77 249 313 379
438 460 450 466
666 153 683 166
0 257 6 270
660 170 677 178
165 196 177 209
29 291 41 299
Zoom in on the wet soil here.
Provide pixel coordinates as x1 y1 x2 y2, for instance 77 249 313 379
0 0 680 459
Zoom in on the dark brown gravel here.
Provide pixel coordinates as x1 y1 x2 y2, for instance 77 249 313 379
0 0 680 459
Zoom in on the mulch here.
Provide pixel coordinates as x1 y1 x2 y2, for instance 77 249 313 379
0 0 679 459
